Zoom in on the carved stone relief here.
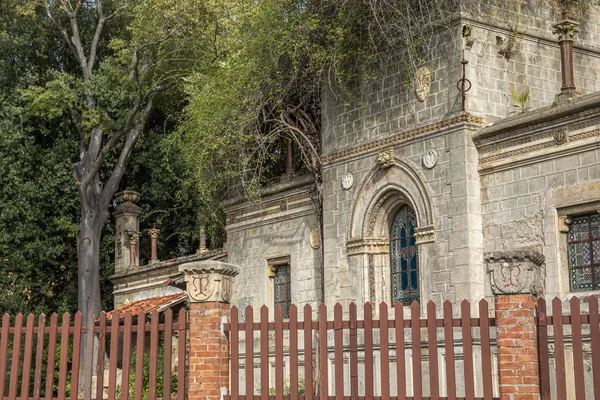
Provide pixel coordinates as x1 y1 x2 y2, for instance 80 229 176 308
422 149 438 169
414 66 431 102
341 173 354 189
176 261 240 303
485 250 545 295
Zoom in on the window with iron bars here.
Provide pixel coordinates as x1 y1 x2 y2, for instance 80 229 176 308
568 213 600 291
273 264 291 318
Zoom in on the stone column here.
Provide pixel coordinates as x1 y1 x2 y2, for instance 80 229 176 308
485 250 545 400
128 233 139 268
148 227 160 264
552 19 580 103
113 190 141 275
177 261 240 400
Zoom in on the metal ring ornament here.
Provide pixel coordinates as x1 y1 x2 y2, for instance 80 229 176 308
457 78 472 93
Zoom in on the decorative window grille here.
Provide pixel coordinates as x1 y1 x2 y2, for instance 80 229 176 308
568 213 600 291
273 264 291 318
390 206 419 304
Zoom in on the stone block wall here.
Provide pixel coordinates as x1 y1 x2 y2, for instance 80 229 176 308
475 92 600 300
222 176 321 311
321 117 486 310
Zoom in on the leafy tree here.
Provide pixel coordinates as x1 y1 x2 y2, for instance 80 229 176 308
14 0 214 318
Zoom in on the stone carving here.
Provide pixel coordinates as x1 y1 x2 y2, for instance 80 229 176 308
347 238 390 255
309 229 320 249
377 150 394 168
422 149 438 169
176 261 240 303
554 129 568 145
485 250 545 295
552 19 580 42
414 226 436 244
558 215 571 233
414 66 431 102
341 173 354 189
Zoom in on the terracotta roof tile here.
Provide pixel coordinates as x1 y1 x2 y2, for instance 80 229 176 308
104 292 187 320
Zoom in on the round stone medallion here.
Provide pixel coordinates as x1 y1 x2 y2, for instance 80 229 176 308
341 173 354 190
422 149 438 169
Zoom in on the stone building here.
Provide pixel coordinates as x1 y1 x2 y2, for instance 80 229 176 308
110 1 600 314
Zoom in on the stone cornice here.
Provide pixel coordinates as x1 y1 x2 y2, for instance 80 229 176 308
220 175 314 209
322 113 486 165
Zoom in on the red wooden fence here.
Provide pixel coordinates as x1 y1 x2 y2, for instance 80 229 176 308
538 295 600 400
226 300 498 400
0 309 187 400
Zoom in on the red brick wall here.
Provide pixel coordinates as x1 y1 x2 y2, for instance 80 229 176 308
188 302 230 400
495 294 539 400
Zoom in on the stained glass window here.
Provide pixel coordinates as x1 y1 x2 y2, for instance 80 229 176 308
568 213 600 291
274 265 291 318
390 206 419 304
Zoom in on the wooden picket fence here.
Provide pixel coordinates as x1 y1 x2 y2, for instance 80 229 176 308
538 296 600 400
0 309 187 400
226 300 498 400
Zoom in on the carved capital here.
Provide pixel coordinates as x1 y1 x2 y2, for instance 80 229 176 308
414 225 436 244
485 250 545 296
175 261 240 303
552 19 580 42
347 238 389 255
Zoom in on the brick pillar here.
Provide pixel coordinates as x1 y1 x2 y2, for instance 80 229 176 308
495 294 539 400
177 261 240 400
485 250 545 400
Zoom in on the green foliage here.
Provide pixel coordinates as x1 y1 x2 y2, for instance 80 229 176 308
267 378 306 396
116 345 178 398
510 86 530 114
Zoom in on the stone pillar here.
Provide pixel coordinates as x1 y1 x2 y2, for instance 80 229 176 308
128 233 139 268
177 261 240 400
485 250 545 400
113 190 141 275
148 227 160 264
552 19 580 103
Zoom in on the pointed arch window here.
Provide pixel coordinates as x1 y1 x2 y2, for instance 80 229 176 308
390 206 419 304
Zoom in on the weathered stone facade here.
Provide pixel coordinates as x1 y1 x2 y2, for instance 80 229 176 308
218 1 600 312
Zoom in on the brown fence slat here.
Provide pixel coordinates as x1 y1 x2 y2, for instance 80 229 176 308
442 302 455 400
231 307 239 400
33 314 46 400
45 313 59 400
163 309 173 400
70 312 83 400
589 295 600 398
349 303 359 400
426 302 439 400
108 311 120 400
394 303 406 400
570 297 585 400
410 302 421 400
260 306 269 400
57 313 70 400
20 314 35 400
364 303 374 400
121 312 133 400
83 313 94 400
8 314 23 400
478 300 492 400
318 303 328 400
0 314 9 400
134 311 146 400
275 306 284 400
177 308 186 400
461 301 474 400
245 306 254 400
537 298 550 400
289 305 298 400
334 303 344 400
303 304 313 400
552 298 567 400
380 303 390 400
149 311 160 400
